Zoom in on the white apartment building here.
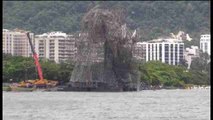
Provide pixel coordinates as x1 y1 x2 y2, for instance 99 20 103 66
35 31 77 63
184 46 199 69
200 34 210 55
133 38 184 65
3 28 34 57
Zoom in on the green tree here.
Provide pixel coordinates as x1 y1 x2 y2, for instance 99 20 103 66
190 52 210 72
3 54 74 83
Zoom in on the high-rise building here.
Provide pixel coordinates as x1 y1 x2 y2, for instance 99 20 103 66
133 38 184 65
3 28 34 57
35 31 77 63
200 34 210 55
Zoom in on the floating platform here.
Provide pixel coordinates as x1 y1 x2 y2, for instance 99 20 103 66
7 84 58 92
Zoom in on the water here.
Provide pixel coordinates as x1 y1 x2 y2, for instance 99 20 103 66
3 89 210 120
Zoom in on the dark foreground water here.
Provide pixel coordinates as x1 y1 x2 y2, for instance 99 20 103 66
3 89 210 120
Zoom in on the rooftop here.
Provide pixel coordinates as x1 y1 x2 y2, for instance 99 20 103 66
201 34 210 37
36 31 67 38
3 28 31 33
148 38 183 43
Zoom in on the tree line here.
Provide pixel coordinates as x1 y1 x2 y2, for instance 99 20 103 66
3 54 74 84
138 60 210 88
3 53 210 88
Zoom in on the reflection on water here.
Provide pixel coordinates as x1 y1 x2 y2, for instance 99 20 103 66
3 89 210 120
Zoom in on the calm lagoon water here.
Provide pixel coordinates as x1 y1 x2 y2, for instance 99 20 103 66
3 89 210 120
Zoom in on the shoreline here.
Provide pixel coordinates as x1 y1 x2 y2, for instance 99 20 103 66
3 85 210 92
3 83 211 92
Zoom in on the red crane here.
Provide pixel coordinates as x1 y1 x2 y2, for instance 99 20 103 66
26 32 44 80
9 32 58 90
25 32 58 88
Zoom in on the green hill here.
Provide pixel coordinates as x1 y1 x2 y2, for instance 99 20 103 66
3 1 210 44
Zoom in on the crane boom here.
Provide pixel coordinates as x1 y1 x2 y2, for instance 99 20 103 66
26 32 44 80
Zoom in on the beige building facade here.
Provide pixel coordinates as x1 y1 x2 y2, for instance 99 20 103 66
35 31 77 63
3 28 34 57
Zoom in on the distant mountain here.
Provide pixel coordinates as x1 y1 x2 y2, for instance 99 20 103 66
3 1 210 44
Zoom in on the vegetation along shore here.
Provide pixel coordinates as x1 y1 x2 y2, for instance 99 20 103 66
3 54 210 91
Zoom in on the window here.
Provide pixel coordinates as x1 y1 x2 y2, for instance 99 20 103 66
165 52 169 57
159 44 162 60
171 44 173 61
165 44 169 59
152 44 154 59
165 44 169 51
200 43 203 50
148 44 150 61
205 43 208 52
175 44 178 58
179 44 184 49
156 44 157 59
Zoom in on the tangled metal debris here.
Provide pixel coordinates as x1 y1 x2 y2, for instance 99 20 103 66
66 6 140 91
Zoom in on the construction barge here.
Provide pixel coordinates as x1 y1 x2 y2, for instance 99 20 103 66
6 79 58 92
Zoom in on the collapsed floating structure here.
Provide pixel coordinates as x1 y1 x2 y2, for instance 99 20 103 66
60 6 140 91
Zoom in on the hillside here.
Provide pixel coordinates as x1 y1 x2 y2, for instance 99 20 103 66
3 1 210 44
